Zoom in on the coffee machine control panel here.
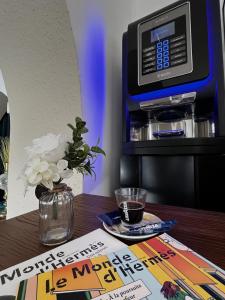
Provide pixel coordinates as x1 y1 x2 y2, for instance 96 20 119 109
138 2 193 86
142 22 186 74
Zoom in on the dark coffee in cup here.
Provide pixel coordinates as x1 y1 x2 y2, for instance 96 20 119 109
119 201 144 224
115 188 147 225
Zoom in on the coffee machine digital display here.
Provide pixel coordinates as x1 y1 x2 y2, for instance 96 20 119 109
151 22 175 42
138 2 193 86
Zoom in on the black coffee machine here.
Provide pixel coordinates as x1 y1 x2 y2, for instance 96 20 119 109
121 0 225 211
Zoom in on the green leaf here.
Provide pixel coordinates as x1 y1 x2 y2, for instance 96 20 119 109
76 118 86 129
66 116 106 177
67 123 76 131
83 144 90 153
75 117 83 124
80 127 88 134
77 122 86 130
84 161 93 176
74 140 83 149
77 150 85 157
73 135 82 143
91 146 106 156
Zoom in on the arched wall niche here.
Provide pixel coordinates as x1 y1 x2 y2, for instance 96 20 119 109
0 0 82 218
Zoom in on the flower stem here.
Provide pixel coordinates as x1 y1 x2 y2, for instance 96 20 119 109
53 197 58 220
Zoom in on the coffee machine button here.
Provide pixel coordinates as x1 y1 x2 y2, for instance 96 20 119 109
157 58 163 65
170 34 185 43
143 62 155 68
163 56 169 63
163 45 169 52
163 62 170 68
149 66 156 72
143 56 156 63
157 64 163 70
142 66 156 74
171 58 187 66
157 42 163 48
157 53 163 59
163 39 169 46
170 46 186 54
171 40 186 49
143 51 155 58
157 47 163 53
163 51 169 57
143 45 155 53
171 52 186 60
144 55 155 62
142 68 151 75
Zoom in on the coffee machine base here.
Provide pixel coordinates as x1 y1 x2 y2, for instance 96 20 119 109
120 152 225 212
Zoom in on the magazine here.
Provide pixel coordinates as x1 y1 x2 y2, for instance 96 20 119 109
15 233 225 300
0 229 125 297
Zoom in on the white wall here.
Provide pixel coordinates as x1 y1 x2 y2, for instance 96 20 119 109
66 0 131 197
0 70 8 119
0 0 82 218
0 70 7 97
66 0 176 197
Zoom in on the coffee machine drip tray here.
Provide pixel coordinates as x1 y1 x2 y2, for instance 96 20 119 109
147 117 195 139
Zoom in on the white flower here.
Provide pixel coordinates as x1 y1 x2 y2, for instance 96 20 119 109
27 172 42 186
0 173 8 192
22 133 75 192
25 133 69 163
57 159 73 179
23 158 73 191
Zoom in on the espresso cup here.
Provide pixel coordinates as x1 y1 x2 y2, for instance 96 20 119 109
115 188 147 225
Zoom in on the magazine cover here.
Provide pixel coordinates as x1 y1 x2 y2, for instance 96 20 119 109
15 233 225 300
0 229 125 298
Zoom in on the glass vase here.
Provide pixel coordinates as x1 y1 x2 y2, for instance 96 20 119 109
38 183 74 246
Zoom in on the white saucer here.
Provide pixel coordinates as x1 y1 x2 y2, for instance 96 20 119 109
103 212 161 241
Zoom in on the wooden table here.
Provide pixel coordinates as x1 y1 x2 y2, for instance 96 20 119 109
0 194 225 271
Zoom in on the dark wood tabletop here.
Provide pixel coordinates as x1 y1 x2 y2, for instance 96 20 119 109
0 193 225 271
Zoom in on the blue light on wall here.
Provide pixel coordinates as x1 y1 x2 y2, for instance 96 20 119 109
130 0 214 103
79 12 106 193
